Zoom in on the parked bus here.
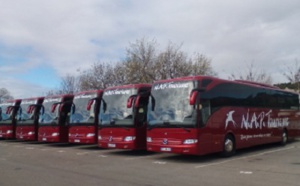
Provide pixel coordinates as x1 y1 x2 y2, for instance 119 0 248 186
98 84 151 150
38 94 74 143
15 97 44 141
146 76 300 156
68 90 103 144
0 99 22 139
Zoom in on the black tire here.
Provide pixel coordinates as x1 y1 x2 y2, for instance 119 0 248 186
280 130 288 146
221 134 236 157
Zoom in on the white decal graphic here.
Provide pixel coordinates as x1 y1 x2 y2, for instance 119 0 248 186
153 82 189 90
225 111 237 129
225 109 289 130
104 89 131 96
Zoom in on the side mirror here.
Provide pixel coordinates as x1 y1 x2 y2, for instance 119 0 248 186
26 106 31 113
27 105 35 114
87 100 94 111
51 104 57 113
127 95 136 108
189 91 198 105
6 106 13 114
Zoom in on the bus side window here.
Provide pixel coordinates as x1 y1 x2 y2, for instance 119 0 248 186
200 99 211 126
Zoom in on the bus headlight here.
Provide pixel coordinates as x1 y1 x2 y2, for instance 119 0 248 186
86 133 95 137
98 135 102 140
52 133 59 137
28 132 35 135
124 136 136 142
183 139 198 144
6 130 13 134
146 137 152 142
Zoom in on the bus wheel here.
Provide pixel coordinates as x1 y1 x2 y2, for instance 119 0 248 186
280 130 288 146
222 134 236 157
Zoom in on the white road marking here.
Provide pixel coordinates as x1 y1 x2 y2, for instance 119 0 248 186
153 161 167 165
195 146 295 169
58 150 65 153
40 148 51 151
76 152 89 156
26 147 35 150
98 155 108 158
240 171 253 174
125 155 153 160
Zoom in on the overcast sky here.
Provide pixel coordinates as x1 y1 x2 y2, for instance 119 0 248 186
1 0 300 99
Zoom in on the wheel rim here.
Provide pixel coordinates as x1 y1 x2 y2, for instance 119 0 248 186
282 132 287 144
225 138 233 152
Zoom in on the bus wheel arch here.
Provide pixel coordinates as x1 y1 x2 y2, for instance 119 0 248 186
221 133 236 157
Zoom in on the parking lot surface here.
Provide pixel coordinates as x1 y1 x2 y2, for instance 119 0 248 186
0 139 299 186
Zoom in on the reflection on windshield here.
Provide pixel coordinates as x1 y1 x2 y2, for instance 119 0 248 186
39 99 60 125
99 88 137 126
70 96 96 124
147 81 196 126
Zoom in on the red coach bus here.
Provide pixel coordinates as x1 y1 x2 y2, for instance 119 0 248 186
38 94 74 143
0 99 22 139
15 97 44 140
68 90 103 144
98 84 151 150
146 76 300 156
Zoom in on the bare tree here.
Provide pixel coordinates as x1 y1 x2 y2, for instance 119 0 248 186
123 38 157 83
124 38 216 83
189 53 217 76
155 42 189 80
0 88 14 103
282 59 300 92
78 62 119 90
229 63 273 84
282 59 300 82
58 74 80 94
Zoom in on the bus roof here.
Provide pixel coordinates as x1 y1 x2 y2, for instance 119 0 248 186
74 90 103 96
153 75 297 95
104 83 152 91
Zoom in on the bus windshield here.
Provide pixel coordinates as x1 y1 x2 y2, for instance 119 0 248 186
0 103 13 123
148 81 196 127
99 88 137 126
70 94 96 124
17 100 36 124
39 98 61 125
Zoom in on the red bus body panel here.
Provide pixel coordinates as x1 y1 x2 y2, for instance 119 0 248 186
98 125 146 150
69 125 97 144
0 125 15 139
38 126 69 143
16 125 36 140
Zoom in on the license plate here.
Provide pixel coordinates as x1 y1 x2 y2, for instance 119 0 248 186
42 138 47 141
74 139 80 143
0 135 2 137
20 136 23 139
161 147 171 152
108 143 116 148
